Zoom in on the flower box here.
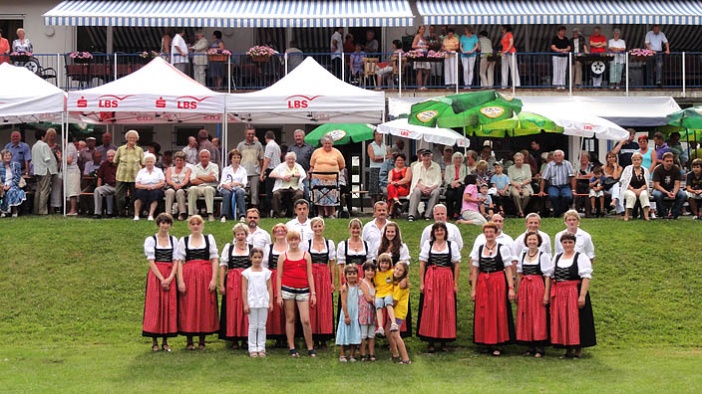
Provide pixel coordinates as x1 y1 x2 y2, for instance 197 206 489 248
629 55 649 63
74 57 91 64
251 55 271 63
486 54 501 62
208 54 229 62
10 54 30 63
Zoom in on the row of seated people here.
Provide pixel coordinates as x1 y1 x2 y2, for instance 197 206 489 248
374 147 700 223
89 148 310 222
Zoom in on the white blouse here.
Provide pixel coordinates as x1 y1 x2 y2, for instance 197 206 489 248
517 251 554 276
307 238 337 262
551 253 592 279
174 234 218 261
143 235 178 260
336 239 376 265
136 167 165 185
419 240 460 264
470 244 514 267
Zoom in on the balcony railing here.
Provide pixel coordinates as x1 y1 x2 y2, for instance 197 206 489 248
5 51 701 96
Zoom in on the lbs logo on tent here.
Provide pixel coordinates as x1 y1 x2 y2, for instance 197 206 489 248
286 95 321 109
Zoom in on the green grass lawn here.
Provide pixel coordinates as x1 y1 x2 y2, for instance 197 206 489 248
1 216 701 393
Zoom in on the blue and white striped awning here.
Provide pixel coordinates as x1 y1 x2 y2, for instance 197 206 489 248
417 1 702 26
44 0 414 28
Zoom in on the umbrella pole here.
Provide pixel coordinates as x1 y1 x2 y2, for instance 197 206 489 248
686 127 690 169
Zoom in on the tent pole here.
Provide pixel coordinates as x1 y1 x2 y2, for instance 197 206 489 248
62 113 67 217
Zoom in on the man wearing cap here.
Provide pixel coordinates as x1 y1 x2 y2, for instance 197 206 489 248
612 129 639 168
538 149 575 218
408 149 442 221
79 136 97 174
570 28 589 87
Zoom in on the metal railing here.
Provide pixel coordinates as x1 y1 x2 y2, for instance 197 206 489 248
6 51 702 96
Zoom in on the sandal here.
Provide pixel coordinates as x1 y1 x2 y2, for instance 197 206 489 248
307 349 317 357
198 342 206 350
369 354 377 362
360 355 369 362
186 343 195 351
398 359 412 365
391 356 401 363
258 352 266 358
338 356 347 362
492 349 502 357
289 348 300 358
348 356 356 362
151 344 160 352
161 344 171 352
440 345 449 353
250 352 259 358
534 351 544 358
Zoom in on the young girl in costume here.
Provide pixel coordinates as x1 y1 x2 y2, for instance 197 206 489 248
336 265 362 362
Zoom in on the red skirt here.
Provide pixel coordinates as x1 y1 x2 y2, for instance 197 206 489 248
417 266 456 341
549 279 599 348
473 271 514 345
310 264 334 340
142 262 178 337
266 268 285 338
178 259 219 336
516 275 549 344
387 183 409 200
219 268 248 340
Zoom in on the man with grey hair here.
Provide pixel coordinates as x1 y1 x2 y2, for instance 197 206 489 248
538 149 575 217
189 30 208 85
288 128 314 197
92 149 117 218
188 149 219 221
237 126 264 209
419 203 464 251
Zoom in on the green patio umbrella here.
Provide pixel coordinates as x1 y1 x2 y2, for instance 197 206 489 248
304 123 375 146
666 107 702 129
465 111 563 138
408 90 523 129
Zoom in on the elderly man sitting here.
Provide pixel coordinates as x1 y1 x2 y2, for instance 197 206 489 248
538 149 575 218
408 148 442 222
188 149 219 222
270 151 306 218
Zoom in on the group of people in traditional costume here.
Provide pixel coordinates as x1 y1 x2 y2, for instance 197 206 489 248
141 202 596 361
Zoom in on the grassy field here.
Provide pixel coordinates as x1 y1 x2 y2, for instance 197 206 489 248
1 216 701 393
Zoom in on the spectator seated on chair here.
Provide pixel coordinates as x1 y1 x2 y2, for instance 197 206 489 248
538 149 575 218
407 149 442 222
386 152 412 218
375 40 404 88
508 151 533 218
218 148 247 223
165 151 191 221
92 149 117 218
652 152 685 219
685 158 702 220
349 44 366 84
456 175 488 226
133 153 166 221
588 166 607 217
619 151 651 221
270 151 306 219
82 150 103 193
490 162 510 216
443 151 467 220
187 149 219 222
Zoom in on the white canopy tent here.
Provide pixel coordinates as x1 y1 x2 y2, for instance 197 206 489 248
225 57 385 124
0 63 65 123
67 57 227 125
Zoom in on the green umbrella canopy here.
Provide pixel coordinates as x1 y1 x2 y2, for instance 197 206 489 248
408 90 523 129
666 107 702 129
468 112 563 138
304 123 375 146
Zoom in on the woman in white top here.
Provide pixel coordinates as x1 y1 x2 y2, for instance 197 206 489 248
336 218 376 289
550 232 596 358
307 217 336 347
134 153 166 221
412 25 430 90
11 28 32 53
367 131 389 205
65 138 81 216
218 149 248 222
554 209 595 263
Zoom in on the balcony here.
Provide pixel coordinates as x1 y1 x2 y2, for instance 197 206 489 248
8 52 702 100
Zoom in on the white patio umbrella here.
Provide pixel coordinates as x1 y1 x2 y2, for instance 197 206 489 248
377 118 470 148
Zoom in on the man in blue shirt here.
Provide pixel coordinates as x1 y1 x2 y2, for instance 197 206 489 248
538 149 575 218
4 131 31 175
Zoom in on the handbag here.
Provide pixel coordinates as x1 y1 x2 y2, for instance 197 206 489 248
602 177 618 191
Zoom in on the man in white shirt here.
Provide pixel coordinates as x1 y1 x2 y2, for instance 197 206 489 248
171 27 189 74
330 27 343 79
513 213 552 257
286 199 314 249
187 149 219 221
245 208 271 250
362 201 389 256
419 204 464 251
408 149 442 222
182 136 198 166
644 24 670 86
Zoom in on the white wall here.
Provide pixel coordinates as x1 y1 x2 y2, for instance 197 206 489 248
0 0 75 55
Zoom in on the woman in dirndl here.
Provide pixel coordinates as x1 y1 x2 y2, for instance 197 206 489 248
377 221 412 337
417 222 461 353
336 218 375 323
470 221 516 356
176 215 219 350
265 223 288 344
218 223 251 349
142 213 179 352
516 231 553 358
550 232 596 358
307 216 336 348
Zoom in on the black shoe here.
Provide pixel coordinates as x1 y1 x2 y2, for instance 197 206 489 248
92 214 102 219
407 215 415 222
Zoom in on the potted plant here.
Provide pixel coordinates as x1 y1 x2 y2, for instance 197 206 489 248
69 51 94 64
246 45 276 62
207 48 231 62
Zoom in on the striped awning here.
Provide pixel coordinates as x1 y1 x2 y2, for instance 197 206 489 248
44 0 414 28
417 1 702 26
